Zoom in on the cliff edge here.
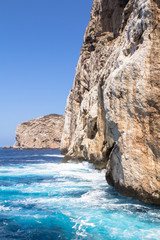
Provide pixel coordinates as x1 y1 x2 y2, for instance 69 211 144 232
61 0 160 204
13 114 64 149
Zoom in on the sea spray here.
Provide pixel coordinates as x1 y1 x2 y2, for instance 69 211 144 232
0 148 160 240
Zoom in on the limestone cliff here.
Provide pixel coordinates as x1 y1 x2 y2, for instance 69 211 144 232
61 0 160 205
13 114 64 149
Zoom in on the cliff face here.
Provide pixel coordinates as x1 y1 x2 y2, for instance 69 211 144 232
61 0 160 204
13 114 64 149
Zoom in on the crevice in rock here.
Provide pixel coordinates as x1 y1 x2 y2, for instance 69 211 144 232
88 45 96 52
146 99 160 114
147 140 160 159
100 0 130 37
87 118 98 140
121 0 133 31
85 36 97 44
106 142 116 160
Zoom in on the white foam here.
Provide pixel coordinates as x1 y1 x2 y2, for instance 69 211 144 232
0 161 106 183
144 230 160 239
72 217 95 238
0 205 10 212
1 158 160 240
12 197 65 206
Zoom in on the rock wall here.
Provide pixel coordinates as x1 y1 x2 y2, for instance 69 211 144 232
61 0 160 204
13 114 64 149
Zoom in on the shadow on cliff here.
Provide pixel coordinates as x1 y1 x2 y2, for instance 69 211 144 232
154 0 160 9
100 0 130 37
104 118 126 196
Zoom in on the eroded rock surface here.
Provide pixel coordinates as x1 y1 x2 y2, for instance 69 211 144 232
61 0 160 204
13 114 64 149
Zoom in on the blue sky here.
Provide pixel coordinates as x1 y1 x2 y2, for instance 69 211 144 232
0 0 93 146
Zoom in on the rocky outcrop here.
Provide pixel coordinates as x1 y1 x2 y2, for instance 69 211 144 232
13 114 64 149
61 0 160 204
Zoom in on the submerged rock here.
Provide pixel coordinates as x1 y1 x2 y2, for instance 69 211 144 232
61 0 160 204
13 114 64 149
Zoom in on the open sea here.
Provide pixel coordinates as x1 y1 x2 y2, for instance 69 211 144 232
0 148 160 240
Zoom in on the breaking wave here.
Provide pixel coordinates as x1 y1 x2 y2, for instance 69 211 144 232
0 148 160 240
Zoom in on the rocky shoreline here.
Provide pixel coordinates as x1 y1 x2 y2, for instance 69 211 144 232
9 0 160 205
61 0 160 205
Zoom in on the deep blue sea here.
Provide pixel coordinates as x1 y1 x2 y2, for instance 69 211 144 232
0 148 160 240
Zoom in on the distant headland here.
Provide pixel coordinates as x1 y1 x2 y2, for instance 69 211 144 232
12 114 64 149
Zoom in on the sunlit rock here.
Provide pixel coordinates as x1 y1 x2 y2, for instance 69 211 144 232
13 114 64 149
61 0 160 204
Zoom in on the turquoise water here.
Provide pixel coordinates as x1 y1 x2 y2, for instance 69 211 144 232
0 148 160 240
